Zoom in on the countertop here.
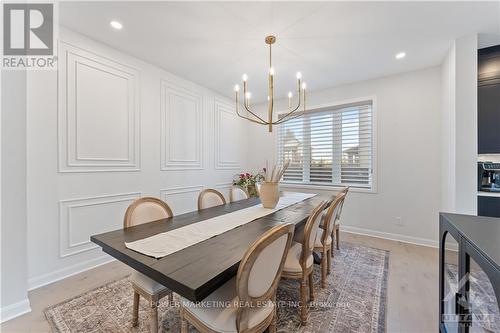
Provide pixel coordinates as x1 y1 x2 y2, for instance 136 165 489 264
477 191 500 197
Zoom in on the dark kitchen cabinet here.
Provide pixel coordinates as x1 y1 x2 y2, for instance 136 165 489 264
478 45 500 154
478 195 500 218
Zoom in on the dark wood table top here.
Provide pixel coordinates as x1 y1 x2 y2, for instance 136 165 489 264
91 193 327 301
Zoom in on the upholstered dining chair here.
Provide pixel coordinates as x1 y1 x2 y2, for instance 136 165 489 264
315 193 345 288
123 197 174 333
281 200 328 325
332 187 349 252
180 223 295 333
229 185 249 202
198 189 226 210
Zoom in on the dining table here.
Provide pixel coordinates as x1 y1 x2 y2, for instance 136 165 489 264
90 192 328 302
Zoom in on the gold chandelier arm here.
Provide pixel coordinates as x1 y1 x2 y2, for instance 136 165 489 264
236 111 267 125
275 87 305 124
273 111 303 124
235 92 267 124
243 103 267 123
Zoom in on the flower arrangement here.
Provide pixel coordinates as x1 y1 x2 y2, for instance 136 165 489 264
233 170 265 197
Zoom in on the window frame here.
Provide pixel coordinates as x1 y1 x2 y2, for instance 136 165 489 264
274 96 378 194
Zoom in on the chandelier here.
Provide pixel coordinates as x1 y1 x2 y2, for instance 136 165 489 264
234 35 306 132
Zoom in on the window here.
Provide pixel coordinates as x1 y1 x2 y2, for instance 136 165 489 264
277 100 374 190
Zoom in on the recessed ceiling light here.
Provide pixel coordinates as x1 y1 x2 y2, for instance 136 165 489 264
110 20 123 30
395 52 406 59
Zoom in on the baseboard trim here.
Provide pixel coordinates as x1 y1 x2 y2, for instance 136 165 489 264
28 255 115 291
341 225 439 248
0 299 31 323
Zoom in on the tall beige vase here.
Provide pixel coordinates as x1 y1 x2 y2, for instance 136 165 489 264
257 182 279 208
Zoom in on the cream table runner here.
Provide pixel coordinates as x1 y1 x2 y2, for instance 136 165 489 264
125 192 316 258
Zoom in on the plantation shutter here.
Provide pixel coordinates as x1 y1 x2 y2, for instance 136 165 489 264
277 100 373 189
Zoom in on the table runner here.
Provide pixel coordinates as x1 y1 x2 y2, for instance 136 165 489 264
125 192 316 258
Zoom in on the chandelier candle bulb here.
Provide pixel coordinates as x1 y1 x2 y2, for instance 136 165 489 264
234 85 240 92
233 35 307 132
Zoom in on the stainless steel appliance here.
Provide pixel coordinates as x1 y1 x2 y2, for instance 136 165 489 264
478 162 500 192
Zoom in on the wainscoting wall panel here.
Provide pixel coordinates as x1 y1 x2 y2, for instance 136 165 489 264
26 28 247 290
214 98 244 169
160 186 204 215
58 41 140 172
215 182 233 202
161 80 203 170
59 192 141 257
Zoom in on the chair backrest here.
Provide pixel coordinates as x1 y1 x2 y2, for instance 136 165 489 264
319 193 345 246
301 200 328 266
230 185 249 202
197 189 226 210
236 223 294 331
335 187 349 223
123 197 173 228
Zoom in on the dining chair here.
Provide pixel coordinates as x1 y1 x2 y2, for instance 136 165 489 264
180 223 295 333
315 193 345 288
332 187 349 252
123 197 174 333
229 185 249 202
198 189 227 210
281 200 328 325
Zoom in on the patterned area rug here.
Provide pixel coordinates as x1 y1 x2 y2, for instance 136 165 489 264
445 264 500 332
45 243 389 333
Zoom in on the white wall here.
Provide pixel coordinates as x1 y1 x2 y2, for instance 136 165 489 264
441 35 478 215
26 28 248 290
441 43 456 212
247 67 443 246
454 35 478 214
1 70 31 321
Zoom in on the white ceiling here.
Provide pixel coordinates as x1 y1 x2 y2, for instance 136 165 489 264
60 1 500 102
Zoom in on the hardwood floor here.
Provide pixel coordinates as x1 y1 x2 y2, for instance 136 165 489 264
0 232 439 333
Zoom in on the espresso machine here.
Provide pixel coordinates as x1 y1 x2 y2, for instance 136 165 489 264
478 162 500 192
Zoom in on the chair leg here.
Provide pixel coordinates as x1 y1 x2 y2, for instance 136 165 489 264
308 272 315 302
336 227 340 250
269 312 277 333
181 320 188 333
327 249 332 275
168 291 173 305
300 279 308 325
179 305 188 333
321 250 327 288
132 291 140 327
331 232 335 257
149 303 158 333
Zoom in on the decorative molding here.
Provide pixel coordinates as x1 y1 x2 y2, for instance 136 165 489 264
341 225 439 249
0 299 31 323
215 182 233 202
59 192 141 257
160 80 203 170
160 185 203 215
214 98 241 169
28 255 115 291
58 41 141 172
